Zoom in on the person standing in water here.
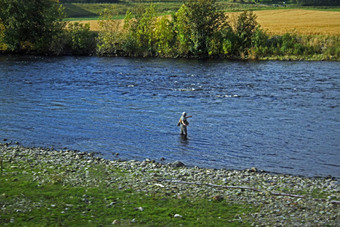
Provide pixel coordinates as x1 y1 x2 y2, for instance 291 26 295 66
177 112 192 137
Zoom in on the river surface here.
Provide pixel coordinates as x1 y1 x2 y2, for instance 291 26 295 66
0 56 339 179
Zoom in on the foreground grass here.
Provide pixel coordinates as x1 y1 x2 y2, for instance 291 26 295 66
0 158 254 226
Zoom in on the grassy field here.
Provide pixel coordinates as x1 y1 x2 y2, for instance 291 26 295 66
63 2 183 20
248 9 340 35
72 9 340 36
63 1 340 36
63 2 281 20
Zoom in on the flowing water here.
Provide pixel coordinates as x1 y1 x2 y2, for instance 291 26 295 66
0 56 339 178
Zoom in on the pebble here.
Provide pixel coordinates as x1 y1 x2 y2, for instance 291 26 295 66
0 143 339 226
171 160 185 167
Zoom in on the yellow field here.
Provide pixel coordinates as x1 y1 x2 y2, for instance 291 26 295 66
71 20 102 31
245 9 340 36
75 9 340 36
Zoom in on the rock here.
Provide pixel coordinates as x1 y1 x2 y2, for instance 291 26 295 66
213 195 224 202
250 167 258 172
171 161 185 168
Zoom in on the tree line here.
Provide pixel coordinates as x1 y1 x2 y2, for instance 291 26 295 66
295 0 340 6
227 0 340 5
0 0 339 60
60 0 119 3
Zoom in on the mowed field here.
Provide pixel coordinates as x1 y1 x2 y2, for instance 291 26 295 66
250 9 340 35
76 9 340 36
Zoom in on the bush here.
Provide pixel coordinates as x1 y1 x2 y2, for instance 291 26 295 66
0 19 7 51
154 16 176 57
96 7 125 56
234 10 258 54
121 5 157 57
134 4 157 56
251 26 269 57
175 0 229 57
0 0 65 54
66 22 97 55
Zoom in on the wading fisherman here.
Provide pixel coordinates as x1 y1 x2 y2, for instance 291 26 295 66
177 112 192 137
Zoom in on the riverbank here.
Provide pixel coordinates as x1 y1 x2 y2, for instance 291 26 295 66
0 143 339 226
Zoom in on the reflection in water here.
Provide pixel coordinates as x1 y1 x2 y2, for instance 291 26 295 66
179 134 189 145
0 56 339 179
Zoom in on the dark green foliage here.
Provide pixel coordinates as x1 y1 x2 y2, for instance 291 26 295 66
234 10 258 54
154 16 177 57
296 0 340 6
133 4 157 56
66 22 97 55
96 6 125 56
0 0 65 54
60 0 119 2
251 26 270 57
175 0 229 56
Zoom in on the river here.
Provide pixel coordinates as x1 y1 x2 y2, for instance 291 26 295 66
0 56 339 179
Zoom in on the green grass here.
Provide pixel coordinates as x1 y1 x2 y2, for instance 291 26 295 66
62 1 340 20
63 2 183 19
62 1 284 19
0 159 255 226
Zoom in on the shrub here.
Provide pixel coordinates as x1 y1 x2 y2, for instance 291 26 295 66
0 19 7 51
233 10 258 54
121 5 157 57
97 7 125 56
251 26 269 57
154 16 176 57
66 22 97 55
175 0 229 57
0 0 65 54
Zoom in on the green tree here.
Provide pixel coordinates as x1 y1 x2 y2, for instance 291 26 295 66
122 5 157 57
0 19 7 51
135 4 157 56
66 22 96 55
174 5 191 56
154 16 176 57
251 26 269 57
175 0 229 56
234 10 258 54
97 6 125 56
0 0 65 53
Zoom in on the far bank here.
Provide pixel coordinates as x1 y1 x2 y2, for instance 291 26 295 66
1 1 339 60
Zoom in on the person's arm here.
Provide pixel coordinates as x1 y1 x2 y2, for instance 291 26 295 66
177 118 183 126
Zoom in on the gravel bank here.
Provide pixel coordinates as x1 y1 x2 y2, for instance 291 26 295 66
1 143 339 226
